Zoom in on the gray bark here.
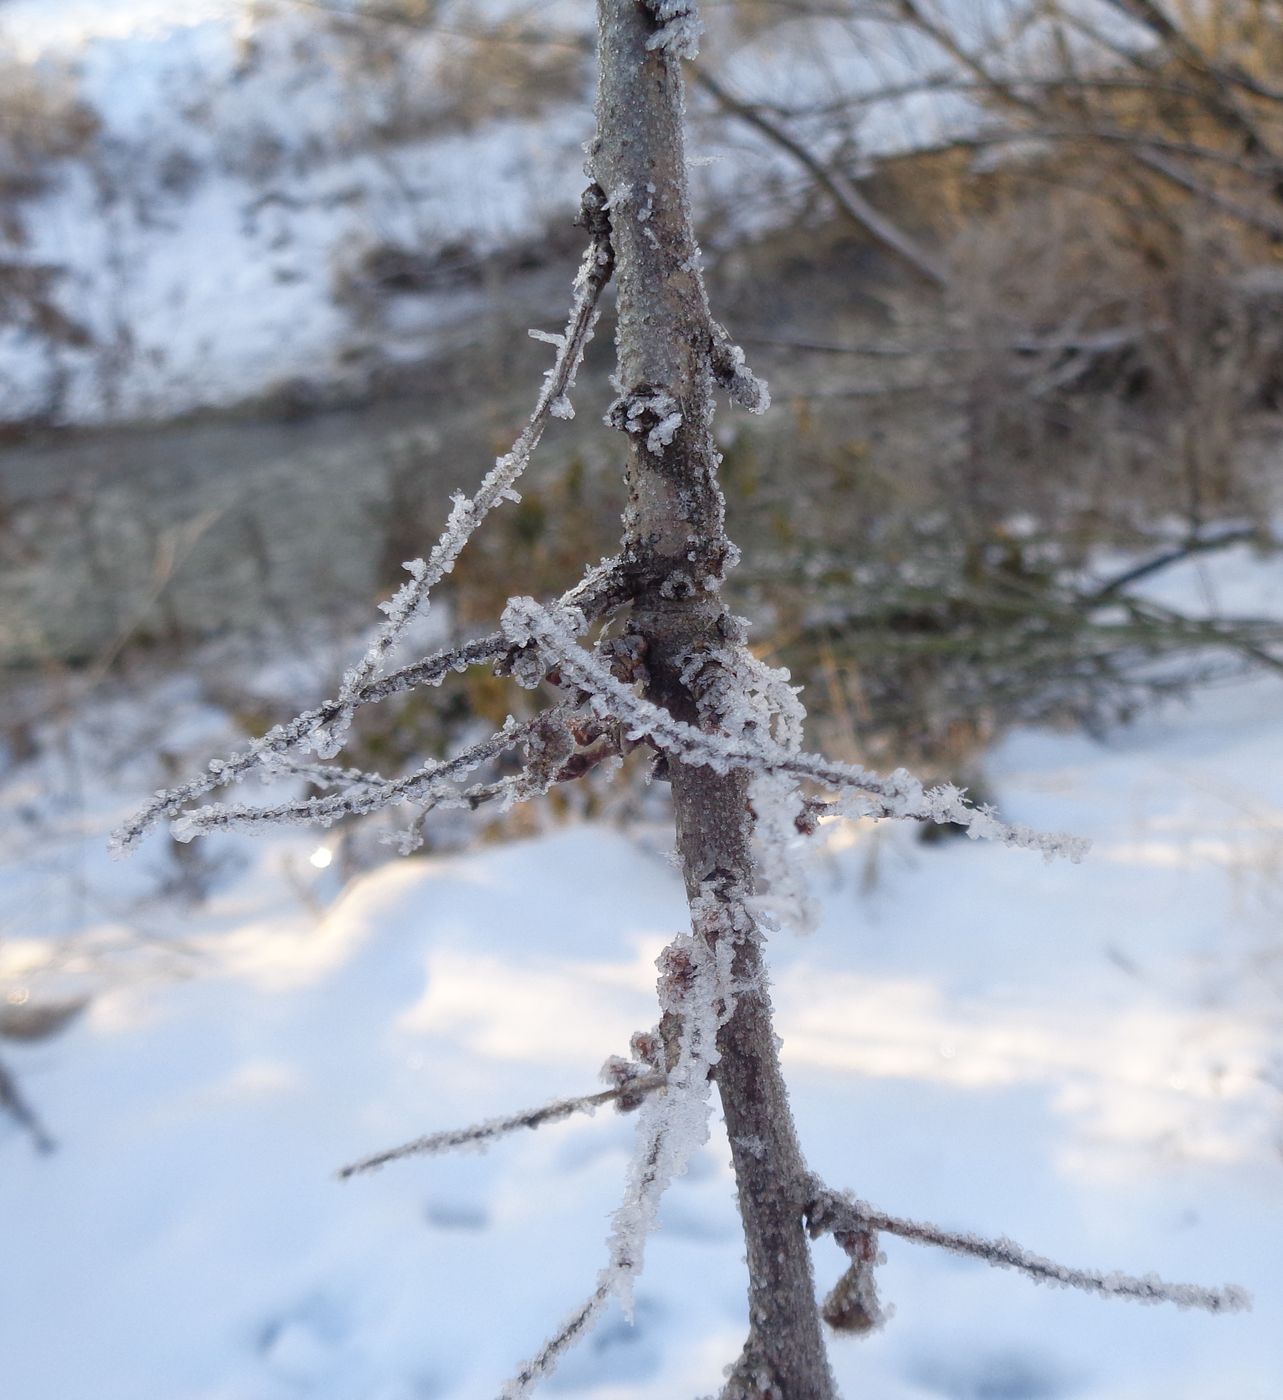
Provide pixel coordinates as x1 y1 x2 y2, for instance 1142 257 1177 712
591 4 837 1395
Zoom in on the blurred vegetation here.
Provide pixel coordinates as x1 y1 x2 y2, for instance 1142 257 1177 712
2 0 1283 851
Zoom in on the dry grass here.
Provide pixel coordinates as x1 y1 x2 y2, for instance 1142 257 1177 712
0 58 99 206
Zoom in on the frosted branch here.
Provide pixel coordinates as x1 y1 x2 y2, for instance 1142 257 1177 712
111 557 629 856
167 716 534 840
330 185 616 729
112 192 616 854
165 704 611 843
337 1074 665 1179
494 889 752 1393
350 630 509 706
500 1282 612 1400
684 642 816 931
806 1187 1251 1315
108 633 506 854
602 897 744 1317
501 599 1089 861
341 555 629 709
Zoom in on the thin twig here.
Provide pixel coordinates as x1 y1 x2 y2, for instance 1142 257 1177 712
500 1282 612 1400
807 1187 1251 1315
1091 525 1267 599
334 183 616 711
169 708 569 840
740 326 1145 359
338 1075 665 1178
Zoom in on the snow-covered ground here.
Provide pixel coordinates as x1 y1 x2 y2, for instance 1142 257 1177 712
2 543 1281 1399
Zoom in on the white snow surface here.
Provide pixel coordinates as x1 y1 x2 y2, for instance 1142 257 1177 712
3 651 1282 1396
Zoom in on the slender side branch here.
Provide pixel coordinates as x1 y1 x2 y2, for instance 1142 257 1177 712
1090 526 1267 599
331 183 617 724
338 1074 665 1179
807 1187 1251 1316
501 1283 613 1400
167 711 561 840
0 1057 56 1155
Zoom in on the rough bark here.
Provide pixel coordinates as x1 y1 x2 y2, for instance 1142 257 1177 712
591 4 837 1395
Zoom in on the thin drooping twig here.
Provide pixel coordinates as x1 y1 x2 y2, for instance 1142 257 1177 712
602 913 742 1318
1090 525 1267 599
807 1187 1251 1316
0 1056 56 1155
338 1074 665 1179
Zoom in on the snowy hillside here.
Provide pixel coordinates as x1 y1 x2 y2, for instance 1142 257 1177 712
0 0 1045 428
0 1 596 424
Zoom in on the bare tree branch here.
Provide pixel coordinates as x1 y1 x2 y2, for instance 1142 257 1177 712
1091 525 1268 599
502 1282 612 1400
338 1074 665 1179
807 1186 1252 1315
331 183 616 724
692 64 952 289
166 710 566 840
1099 0 1280 163
109 553 629 855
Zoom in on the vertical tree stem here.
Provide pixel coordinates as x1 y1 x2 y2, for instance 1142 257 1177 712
591 4 836 1395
